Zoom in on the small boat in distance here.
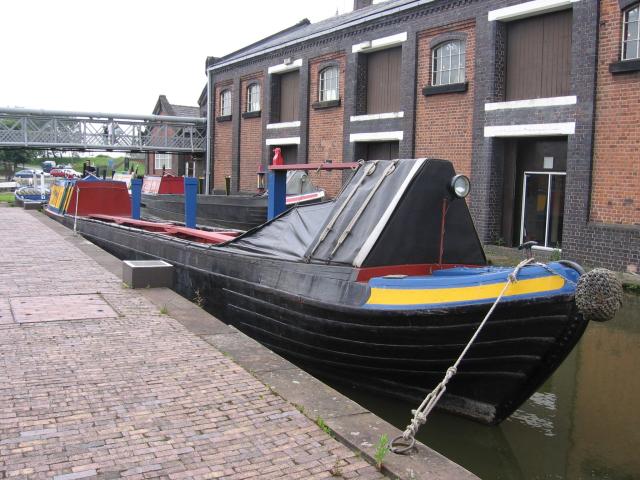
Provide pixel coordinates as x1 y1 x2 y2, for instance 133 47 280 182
14 185 50 205
44 158 620 425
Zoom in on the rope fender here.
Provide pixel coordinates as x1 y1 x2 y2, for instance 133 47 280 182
575 268 623 322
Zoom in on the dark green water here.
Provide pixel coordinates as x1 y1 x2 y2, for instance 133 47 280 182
326 294 640 479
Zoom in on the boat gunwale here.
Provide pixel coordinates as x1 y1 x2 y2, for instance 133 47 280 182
74 215 579 319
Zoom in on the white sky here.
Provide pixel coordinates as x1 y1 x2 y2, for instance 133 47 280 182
0 0 353 115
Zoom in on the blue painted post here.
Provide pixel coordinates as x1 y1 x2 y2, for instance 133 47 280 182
131 178 142 220
267 170 287 220
184 177 198 228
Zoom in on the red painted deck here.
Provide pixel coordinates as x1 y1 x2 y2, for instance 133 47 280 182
88 214 238 244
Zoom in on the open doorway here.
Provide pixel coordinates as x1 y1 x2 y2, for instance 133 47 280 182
501 137 567 249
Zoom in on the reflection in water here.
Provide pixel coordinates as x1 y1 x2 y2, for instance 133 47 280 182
322 294 640 479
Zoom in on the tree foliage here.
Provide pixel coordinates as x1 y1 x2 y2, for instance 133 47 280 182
0 149 39 168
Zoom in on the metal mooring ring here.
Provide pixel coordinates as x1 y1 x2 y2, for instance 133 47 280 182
389 435 416 455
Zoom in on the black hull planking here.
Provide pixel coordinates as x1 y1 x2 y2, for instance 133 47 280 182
141 193 267 230
70 216 588 425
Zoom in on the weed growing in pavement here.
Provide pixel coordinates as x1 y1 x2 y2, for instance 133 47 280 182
193 289 204 308
316 416 332 436
329 458 344 477
374 434 390 470
160 305 168 315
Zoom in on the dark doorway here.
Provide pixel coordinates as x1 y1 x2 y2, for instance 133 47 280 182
355 141 399 161
274 145 299 165
501 137 567 248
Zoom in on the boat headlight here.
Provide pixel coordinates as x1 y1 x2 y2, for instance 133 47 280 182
449 174 470 199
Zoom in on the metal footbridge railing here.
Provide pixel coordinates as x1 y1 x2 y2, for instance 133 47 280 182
0 107 206 153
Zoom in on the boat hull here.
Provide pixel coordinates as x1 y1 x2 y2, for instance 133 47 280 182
64 215 588 425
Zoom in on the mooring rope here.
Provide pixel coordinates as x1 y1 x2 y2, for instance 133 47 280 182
390 257 535 454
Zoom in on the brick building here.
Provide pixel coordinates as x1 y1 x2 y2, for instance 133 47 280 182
146 95 205 177
204 0 640 272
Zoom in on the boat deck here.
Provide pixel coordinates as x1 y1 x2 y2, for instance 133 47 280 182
0 205 476 480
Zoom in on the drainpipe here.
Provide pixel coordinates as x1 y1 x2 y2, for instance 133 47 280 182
205 70 213 195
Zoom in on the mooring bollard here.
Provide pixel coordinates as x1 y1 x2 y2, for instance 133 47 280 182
131 178 142 220
184 177 198 228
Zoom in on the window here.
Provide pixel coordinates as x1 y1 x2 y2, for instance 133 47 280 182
247 83 260 112
432 40 466 86
220 89 231 116
155 153 172 170
623 4 640 60
319 67 339 102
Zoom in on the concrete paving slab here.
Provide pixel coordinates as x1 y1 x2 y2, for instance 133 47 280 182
140 287 234 335
258 367 370 419
328 412 478 480
10 293 118 323
203 331 297 373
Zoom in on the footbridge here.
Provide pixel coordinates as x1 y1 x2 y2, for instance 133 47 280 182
0 107 206 153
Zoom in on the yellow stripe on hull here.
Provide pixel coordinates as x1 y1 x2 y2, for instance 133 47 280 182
366 275 566 306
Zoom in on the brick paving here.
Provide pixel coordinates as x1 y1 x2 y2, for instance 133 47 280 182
0 206 385 480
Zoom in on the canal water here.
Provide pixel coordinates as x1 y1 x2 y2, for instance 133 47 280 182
324 293 640 479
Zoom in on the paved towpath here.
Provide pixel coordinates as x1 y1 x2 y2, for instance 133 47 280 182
0 206 385 479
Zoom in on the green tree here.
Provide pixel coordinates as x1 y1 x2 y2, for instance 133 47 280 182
0 149 39 178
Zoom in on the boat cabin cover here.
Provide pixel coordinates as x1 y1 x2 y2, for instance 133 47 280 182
225 159 486 268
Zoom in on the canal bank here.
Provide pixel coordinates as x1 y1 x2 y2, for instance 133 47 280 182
0 205 475 479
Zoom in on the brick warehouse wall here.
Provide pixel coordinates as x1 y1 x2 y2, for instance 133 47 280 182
206 0 638 270
213 82 233 191
307 52 346 198
559 0 639 272
239 74 264 193
415 20 476 181
591 0 640 226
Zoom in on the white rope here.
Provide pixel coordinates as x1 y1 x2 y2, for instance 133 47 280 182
390 257 535 454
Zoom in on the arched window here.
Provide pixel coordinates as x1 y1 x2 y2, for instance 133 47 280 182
246 83 261 112
319 66 339 102
432 40 466 86
623 3 639 60
220 89 231 116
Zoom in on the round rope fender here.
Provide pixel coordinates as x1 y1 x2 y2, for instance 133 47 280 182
575 268 623 322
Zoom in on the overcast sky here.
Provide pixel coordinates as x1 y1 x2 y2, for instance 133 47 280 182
0 0 353 115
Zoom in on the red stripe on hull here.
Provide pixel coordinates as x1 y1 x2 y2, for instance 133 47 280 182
355 263 480 282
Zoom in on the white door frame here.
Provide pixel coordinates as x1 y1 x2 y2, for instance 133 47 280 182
519 171 567 250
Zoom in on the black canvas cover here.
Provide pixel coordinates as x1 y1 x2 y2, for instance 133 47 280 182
224 159 486 267
223 202 333 260
362 160 486 267
304 159 420 265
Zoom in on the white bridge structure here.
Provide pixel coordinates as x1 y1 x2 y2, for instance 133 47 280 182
0 107 206 153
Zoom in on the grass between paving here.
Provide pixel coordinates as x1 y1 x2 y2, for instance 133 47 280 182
0 192 14 203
